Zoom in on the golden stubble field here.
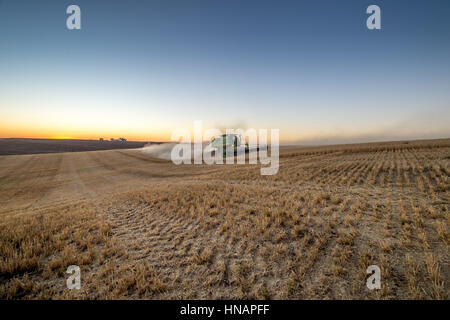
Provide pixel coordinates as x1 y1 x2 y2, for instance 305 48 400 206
0 139 448 299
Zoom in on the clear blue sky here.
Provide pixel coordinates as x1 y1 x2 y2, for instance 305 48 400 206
0 0 449 143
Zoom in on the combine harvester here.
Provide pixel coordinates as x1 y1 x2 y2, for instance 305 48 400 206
209 134 259 158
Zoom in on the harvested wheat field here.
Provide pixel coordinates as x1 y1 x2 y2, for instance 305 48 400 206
0 139 448 299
